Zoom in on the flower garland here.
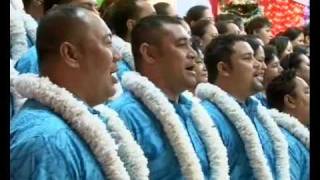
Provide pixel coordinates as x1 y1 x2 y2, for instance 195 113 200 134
10 5 28 64
195 83 273 180
12 74 136 180
10 61 26 115
94 104 149 180
122 71 230 180
255 104 290 180
268 108 309 149
10 3 37 64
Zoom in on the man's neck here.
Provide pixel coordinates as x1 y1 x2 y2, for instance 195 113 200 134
215 81 250 104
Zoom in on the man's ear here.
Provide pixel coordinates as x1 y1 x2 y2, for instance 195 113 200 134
284 94 296 109
217 61 231 77
59 42 80 68
139 42 157 64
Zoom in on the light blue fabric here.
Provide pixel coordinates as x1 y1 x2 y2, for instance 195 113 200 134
201 97 309 180
10 99 106 179
10 93 14 120
15 46 39 74
108 91 210 180
254 92 270 108
116 60 132 81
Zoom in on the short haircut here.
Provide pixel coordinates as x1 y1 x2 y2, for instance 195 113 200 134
36 5 92 69
153 2 171 16
243 35 262 55
269 36 290 57
266 69 297 111
282 27 304 41
204 34 245 83
109 0 141 39
216 20 234 34
191 19 214 38
185 5 209 25
281 52 305 70
131 15 182 71
215 13 243 30
263 44 278 64
245 16 271 34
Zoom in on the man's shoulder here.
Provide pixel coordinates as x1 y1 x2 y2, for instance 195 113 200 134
11 100 73 140
108 91 143 111
201 99 225 116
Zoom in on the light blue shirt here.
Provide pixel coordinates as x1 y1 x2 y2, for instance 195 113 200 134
253 92 270 108
108 91 210 180
15 46 39 74
202 97 309 180
10 99 106 179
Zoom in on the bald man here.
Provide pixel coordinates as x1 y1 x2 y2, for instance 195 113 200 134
11 5 119 179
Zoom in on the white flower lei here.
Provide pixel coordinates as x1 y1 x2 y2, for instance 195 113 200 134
94 104 149 180
10 61 26 115
268 108 309 149
10 5 28 64
10 4 37 64
12 74 139 180
255 104 290 180
122 71 230 180
195 83 273 180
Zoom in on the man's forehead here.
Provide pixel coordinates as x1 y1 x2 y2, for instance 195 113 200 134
163 23 190 39
233 41 254 54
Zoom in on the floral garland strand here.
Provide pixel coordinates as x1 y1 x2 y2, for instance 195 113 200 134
10 61 27 115
268 108 309 149
255 104 290 180
195 83 273 180
122 71 230 180
183 92 230 179
122 71 204 180
94 104 150 180
22 12 38 44
12 74 131 180
10 4 29 64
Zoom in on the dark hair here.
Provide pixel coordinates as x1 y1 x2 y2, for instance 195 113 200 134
43 0 71 13
245 16 271 35
109 0 141 40
269 36 290 58
191 19 214 38
282 27 304 41
215 14 244 31
22 0 32 10
216 20 235 34
263 45 278 64
266 69 297 111
293 45 308 55
215 13 236 23
303 23 309 36
185 5 209 25
281 52 306 70
153 2 171 16
131 15 182 71
243 35 262 55
204 34 245 83
36 5 91 70
191 35 203 58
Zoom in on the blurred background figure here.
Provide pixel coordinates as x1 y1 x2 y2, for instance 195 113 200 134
154 2 177 16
